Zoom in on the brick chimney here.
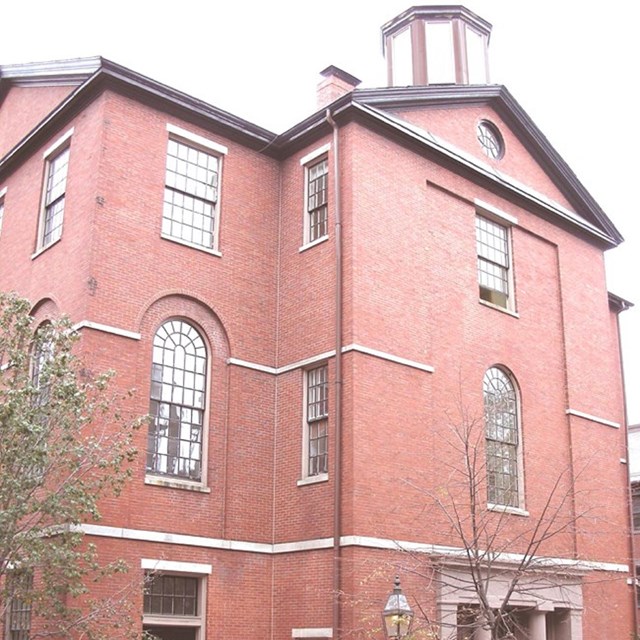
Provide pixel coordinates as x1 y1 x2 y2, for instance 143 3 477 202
317 65 361 109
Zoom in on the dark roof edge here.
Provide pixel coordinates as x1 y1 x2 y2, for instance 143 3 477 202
608 292 634 312
98 59 276 144
0 58 278 175
352 84 623 245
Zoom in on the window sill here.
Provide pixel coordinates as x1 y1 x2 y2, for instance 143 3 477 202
31 237 62 260
479 299 519 318
299 235 329 253
161 233 222 257
145 475 211 493
297 473 329 487
487 503 529 517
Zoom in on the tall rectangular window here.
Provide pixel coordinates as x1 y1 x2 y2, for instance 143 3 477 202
0 190 5 237
476 215 511 309
163 138 220 251
305 365 328 477
633 487 640 531
306 158 328 243
40 147 70 248
7 571 32 640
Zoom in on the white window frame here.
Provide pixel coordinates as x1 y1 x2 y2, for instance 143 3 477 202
34 128 74 256
298 364 329 485
475 201 517 314
145 318 211 489
162 124 227 256
142 559 209 640
300 144 330 251
483 366 525 511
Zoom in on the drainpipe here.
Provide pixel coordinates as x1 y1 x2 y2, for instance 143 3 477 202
326 108 343 639
615 300 638 633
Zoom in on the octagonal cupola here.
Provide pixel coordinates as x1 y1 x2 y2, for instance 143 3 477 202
382 5 492 87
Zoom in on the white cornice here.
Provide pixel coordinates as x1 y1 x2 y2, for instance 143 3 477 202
0 57 101 86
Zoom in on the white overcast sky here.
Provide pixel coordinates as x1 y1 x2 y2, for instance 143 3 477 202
3 0 639 423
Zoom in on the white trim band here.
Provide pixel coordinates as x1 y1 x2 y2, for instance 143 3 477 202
566 409 620 429
343 343 435 373
0 186 7 199
80 525 627 573
292 629 333 638
43 127 74 158
228 346 434 375
72 320 141 340
474 198 518 225
141 559 212 574
166 123 228 155
300 143 330 166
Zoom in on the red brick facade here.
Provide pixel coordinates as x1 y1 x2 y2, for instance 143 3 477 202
0 13 634 639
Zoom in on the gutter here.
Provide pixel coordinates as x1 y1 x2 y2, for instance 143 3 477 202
326 108 343 640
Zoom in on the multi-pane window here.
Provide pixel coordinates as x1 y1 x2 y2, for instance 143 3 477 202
143 574 202 640
147 320 207 481
7 571 33 640
633 487 640 531
476 216 511 309
306 365 328 477
306 158 328 243
31 324 53 406
144 574 199 616
163 139 219 250
483 367 519 507
41 147 70 248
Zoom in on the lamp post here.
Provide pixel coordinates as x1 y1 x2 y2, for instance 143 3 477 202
381 576 414 639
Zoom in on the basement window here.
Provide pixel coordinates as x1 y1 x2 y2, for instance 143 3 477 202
143 573 204 640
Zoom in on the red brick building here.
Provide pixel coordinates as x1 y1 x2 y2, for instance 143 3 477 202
0 6 634 640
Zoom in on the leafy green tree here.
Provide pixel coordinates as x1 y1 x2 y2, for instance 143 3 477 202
0 293 143 639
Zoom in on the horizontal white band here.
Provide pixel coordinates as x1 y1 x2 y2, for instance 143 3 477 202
72 320 141 340
566 409 620 429
43 127 74 158
292 629 333 638
0 186 7 199
300 143 330 166
166 123 228 155
229 345 434 375
80 525 627 573
141 558 212 574
344 343 435 373
474 198 518 225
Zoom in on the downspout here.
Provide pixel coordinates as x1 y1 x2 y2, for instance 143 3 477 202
326 108 343 639
615 302 638 633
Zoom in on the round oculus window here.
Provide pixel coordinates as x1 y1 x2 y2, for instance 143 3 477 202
477 120 504 159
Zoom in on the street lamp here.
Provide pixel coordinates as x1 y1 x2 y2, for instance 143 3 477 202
382 576 414 639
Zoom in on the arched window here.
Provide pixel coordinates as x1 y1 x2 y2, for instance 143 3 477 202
483 367 520 507
147 320 207 481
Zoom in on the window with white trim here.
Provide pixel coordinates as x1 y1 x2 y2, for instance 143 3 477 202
39 146 70 249
483 367 521 508
305 157 328 244
163 137 221 251
303 364 328 478
143 573 204 640
476 215 512 310
147 320 207 482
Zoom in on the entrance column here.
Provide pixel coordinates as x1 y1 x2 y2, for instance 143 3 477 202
528 610 547 640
